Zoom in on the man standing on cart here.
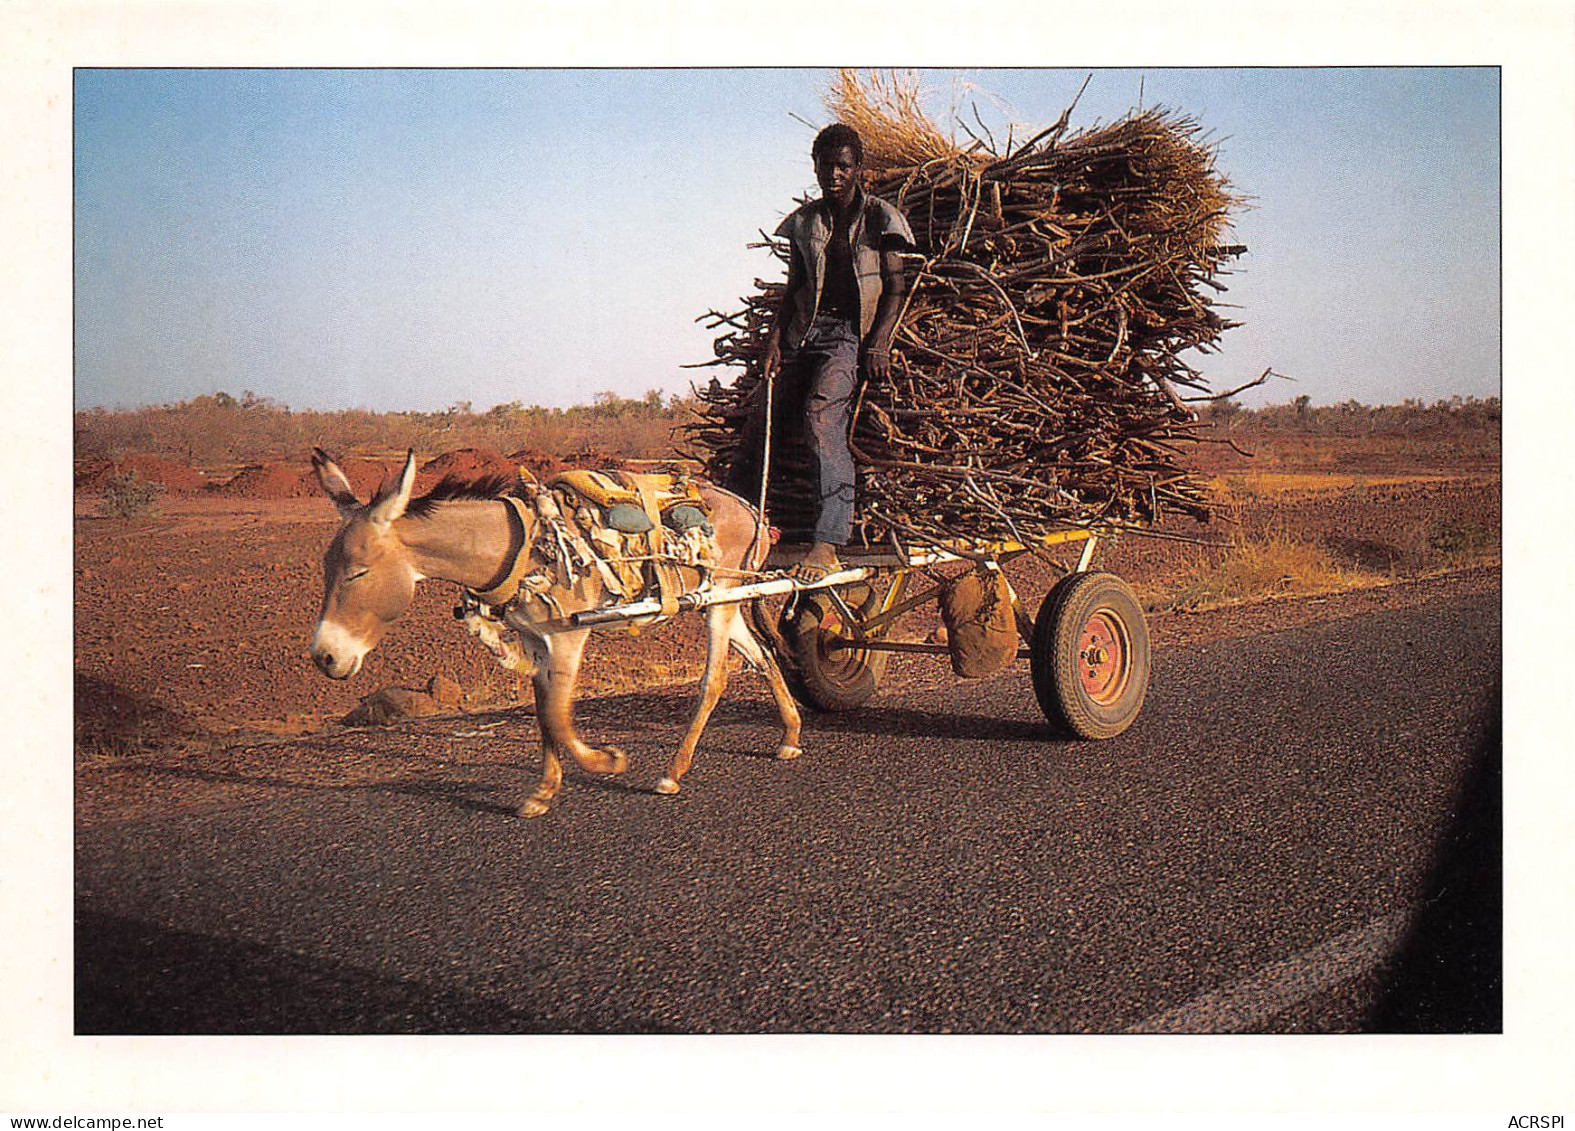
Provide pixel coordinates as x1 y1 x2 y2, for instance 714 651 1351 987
727 123 916 582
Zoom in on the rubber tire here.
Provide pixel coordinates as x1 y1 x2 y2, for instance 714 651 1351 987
781 590 888 712
1031 571 1150 739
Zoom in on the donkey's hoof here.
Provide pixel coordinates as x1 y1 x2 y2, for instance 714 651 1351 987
519 797 551 818
776 744 804 761
577 745 628 775
654 777 680 795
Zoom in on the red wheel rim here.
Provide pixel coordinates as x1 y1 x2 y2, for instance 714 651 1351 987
1078 609 1130 704
810 605 867 678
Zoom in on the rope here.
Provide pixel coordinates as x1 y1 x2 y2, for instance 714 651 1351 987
731 365 775 576
758 368 774 520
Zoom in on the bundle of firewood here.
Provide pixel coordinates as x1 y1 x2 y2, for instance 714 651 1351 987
686 71 1254 548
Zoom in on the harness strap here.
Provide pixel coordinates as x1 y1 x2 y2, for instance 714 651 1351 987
544 488 630 598
613 471 687 616
466 495 535 608
469 475 719 619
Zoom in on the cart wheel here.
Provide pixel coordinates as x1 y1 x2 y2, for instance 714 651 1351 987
781 589 887 712
1031 571 1150 739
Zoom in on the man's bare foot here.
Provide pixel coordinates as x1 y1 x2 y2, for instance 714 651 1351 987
803 541 840 569
791 541 842 583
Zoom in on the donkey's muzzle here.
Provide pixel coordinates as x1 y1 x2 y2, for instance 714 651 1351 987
310 619 367 680
311 647 359 680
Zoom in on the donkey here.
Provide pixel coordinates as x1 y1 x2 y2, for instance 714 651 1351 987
308 448 802 817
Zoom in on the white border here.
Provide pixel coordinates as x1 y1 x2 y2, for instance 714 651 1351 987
4 0 1569 1117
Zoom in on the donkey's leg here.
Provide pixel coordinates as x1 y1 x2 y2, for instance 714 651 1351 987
529 626 629 777
521 726 564 818
519 632 567 818
656 602 739 795
460 608 533 676
726 609 803 761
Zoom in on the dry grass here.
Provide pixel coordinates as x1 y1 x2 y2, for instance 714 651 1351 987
825 69 957 169
1139 462 1499 612
1380 515 1500 573
1144 528 1378 613
100 470 165 518
1210 471 1476 501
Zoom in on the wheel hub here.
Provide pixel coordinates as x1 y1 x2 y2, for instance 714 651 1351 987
1078 610 1129 704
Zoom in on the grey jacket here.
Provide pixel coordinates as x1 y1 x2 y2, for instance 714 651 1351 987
775 190 916 346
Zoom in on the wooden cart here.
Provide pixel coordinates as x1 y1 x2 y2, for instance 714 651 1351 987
573 527 1150 740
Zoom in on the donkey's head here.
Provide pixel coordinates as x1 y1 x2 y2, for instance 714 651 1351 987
309 448 422 679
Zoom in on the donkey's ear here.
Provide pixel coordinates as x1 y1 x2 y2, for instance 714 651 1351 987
367 449 417 527
312 447 361 518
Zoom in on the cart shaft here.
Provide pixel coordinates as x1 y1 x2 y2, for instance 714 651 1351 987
571 528 1102 629
826 637 1032 660
570 565 879 627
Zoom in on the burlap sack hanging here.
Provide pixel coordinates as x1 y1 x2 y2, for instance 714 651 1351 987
939 566 1019 678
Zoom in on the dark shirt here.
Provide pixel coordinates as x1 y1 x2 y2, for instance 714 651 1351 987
817 221 858 321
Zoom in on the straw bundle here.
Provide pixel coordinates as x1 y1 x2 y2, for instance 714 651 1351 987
687 71 1252 548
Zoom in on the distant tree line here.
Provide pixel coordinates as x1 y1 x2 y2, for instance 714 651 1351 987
74 388 1501 467
1200 393 1500 436
74 388 702 466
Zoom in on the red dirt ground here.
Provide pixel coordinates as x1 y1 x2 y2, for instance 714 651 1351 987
213 461 317 499
82 448 576 504
334 456 399 497
508 449 568 481
415 447 521 493
75 453 209 493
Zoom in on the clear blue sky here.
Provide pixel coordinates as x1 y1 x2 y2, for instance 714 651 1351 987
73 67 1499 412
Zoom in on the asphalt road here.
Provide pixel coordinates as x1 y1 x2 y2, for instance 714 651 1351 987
76 590 1501 1034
